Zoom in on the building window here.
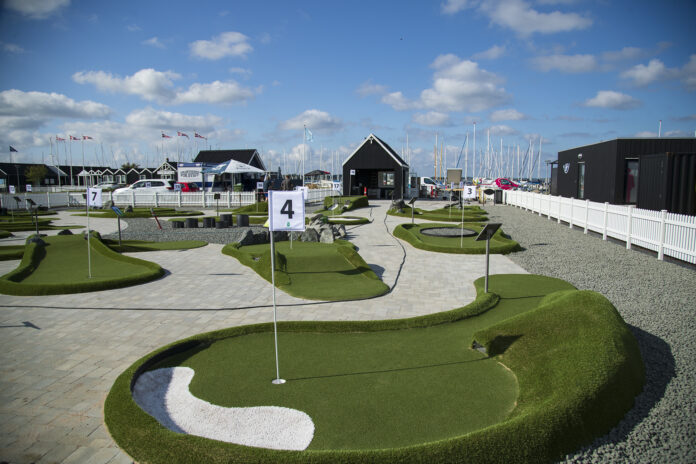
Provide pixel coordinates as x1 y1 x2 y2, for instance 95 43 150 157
117 175 126 184
577 162 585 199
378 171 394 188
139 174 147 180
624 159 639 204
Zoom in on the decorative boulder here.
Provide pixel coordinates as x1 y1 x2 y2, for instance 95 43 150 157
57 229 73 235
300 228 319 242
319 228 334 243
334 224 347 238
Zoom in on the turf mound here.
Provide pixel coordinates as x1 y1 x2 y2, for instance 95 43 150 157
388 205 488 222
0 233 164 295
222 240 388 301
105 274 644 464
394 222 521 254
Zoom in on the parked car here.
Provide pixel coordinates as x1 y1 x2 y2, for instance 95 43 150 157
113 179 174 195
92 181 123 190
494 178 519 190
173 182 200 192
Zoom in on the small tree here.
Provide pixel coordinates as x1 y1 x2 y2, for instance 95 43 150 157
25 165 47 186
120 162 140 171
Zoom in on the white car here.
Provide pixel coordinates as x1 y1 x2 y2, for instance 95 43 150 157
113 179 174 195
93 181 123 190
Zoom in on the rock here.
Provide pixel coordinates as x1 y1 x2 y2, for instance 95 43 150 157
125 205 134 213
300 228 319 242
57 229 73 235
237 229 256 246
319 228 334 243
26 236 46 245
391 199 407 210
335 224 347 238
310 213 324 223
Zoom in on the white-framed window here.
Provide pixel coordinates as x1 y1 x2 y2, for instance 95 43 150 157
117 175 126 183
139 174 147 180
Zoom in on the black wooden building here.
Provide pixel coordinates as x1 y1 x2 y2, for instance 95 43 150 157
342 134 409 199
553 138 696 214
193 149 266 171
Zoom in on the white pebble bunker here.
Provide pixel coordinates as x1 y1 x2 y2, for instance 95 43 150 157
132 367 315 450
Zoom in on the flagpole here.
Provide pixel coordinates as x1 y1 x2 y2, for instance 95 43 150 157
69 138 74 186
302 125 306 187
81 138 86 187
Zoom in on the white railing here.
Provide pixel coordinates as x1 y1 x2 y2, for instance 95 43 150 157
1 188 336 211
504 190 696 264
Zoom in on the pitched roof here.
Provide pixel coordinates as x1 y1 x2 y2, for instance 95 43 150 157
343 133 409 168
194 149 259 165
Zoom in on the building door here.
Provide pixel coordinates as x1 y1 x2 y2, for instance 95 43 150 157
577 162 585 199
624 159 639 204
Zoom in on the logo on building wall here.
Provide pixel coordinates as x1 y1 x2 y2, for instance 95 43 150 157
563 163 570 174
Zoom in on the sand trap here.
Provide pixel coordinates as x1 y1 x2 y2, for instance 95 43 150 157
132 367 314 450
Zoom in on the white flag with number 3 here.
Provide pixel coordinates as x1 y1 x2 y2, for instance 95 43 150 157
269 190 305 231
87 188 102 207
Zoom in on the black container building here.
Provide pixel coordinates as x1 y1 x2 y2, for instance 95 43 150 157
552 138 696 215
342 134 409 199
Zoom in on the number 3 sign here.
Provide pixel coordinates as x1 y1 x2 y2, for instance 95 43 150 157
268 190 305 232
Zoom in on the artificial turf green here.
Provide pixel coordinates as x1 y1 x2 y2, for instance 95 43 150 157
0 245 25 260
393 222 521 254
0 234 164 295
388 205 488 222
0 230 12 238
223 240 389 300
73 207 203 218
0 218 83 232
105 274 644 463
102 239 208 253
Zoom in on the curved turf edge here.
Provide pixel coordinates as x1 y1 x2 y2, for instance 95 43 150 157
104 275 644 464
393 222 521 254
0 234 165 295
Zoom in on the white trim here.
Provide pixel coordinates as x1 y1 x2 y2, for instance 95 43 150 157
342 133 408 168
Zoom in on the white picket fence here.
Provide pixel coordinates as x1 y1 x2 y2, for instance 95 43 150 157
1 188 336 211
504 190 696 264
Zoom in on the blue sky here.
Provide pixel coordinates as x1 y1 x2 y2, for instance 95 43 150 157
1 0 694 178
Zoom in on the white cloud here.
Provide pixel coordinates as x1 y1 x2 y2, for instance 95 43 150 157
73 68 179 102
381 91 413 110
189 31 252 60
472 45 506 60
412 111 451 126
124 107 222 132
532 54 597 73
441 0 475 14
143 37 165 49
4 0 70 19
490 108 527 122
620 59 673 86
419 54 509 112
480 0 591 36
488 124 518 136
229 67 252 77
635 131 657 137
126 24 141 32
0 89 111 119
279 109 343 133
174 81 257 105
356 81 388 97
681 55 696 91
73 68 258 105
583 90 640 110
601 47 643 62
2 42 25 54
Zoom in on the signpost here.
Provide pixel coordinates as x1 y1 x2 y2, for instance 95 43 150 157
267 190 305 385
86 188 103 278
112 206 124 247
26 184 32 192
349 169 355 195
408 197 417 224
214 192 221 217
475 223 501 293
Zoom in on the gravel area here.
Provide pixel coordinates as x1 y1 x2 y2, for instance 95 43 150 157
484 204 696 464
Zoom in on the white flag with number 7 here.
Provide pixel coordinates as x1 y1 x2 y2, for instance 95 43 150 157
87 188 102 207
268 190 305 232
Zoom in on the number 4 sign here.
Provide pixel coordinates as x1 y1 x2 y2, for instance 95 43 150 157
87 188 103 207
268 190 305 231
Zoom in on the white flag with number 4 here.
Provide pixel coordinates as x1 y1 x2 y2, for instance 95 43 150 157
268 190 305 231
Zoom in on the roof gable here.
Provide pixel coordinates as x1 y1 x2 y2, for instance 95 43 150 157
343 133 409 168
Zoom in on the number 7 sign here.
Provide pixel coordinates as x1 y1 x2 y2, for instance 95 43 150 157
268 190 305 231
87 188 103 207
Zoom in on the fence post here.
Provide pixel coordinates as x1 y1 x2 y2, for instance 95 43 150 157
154 191 159 207
178 190 182 207
46 192 50 209
202 191 206 207
602 202 608 240
547 194 552 220
584 199 590 234
658 209 667 260
538 194 542 216
569 197 574 228
131 191 136 208
227 191 231 208
626 205 633 250
557 195 562 224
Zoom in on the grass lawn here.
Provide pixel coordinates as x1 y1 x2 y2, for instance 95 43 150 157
73 207 202 218
0 217 83 232
223 240 389 301
0 234 164 295
389 205 488 222
102 239 207 253
105 274 644 463
394 222 521 254
0 244 25 260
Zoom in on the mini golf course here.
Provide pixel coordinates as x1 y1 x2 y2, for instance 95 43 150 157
105 274 644 464
0 215 82 232
394 222 521 254
388 205 488 222
0 234 179 295
222 240 389 301
73 207 203 218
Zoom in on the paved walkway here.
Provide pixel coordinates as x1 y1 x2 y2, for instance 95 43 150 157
0 202 526 464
